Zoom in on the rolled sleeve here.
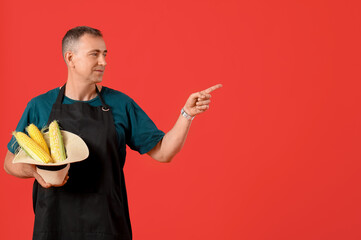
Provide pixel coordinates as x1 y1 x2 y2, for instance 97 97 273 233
7 100 36 154
126 100 165 154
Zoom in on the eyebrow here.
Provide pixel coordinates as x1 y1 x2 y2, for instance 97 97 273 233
88 49 108 53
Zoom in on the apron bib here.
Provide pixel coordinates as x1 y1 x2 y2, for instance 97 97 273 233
32 84 132 240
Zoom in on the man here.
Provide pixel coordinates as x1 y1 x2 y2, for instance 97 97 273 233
4 26 222 239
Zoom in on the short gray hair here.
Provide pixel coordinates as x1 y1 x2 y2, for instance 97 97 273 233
62 26 103 59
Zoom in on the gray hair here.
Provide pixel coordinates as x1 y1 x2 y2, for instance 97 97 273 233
62 26 103 59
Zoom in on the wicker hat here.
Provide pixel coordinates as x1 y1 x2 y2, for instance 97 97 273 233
13 130 89 185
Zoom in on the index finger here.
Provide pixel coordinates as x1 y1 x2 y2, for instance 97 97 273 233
203 84 223 94
34 172 51 188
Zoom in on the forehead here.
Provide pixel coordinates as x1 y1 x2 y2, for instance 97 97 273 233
77 34 107 51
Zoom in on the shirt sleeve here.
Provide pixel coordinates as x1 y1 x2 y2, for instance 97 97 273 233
126 99 165 154
7 100 36 154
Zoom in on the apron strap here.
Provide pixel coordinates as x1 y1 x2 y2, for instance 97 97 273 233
55 84 67 105
55 84 110 111
95 86 110 111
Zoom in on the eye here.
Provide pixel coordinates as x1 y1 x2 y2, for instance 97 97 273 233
91 53 98 56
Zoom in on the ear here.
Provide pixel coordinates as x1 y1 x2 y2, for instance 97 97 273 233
64 51 75 68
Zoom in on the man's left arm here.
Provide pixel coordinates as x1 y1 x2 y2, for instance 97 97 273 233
147 84 222 162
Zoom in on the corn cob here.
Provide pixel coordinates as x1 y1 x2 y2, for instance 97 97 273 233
13 131 53 163
26 124 50 155
49 120 67 162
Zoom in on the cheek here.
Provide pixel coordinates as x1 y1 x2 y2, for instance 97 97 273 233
76 61 92 72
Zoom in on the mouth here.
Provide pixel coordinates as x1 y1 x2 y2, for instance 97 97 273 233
94 70 104 73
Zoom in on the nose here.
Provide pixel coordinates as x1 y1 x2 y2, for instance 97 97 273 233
98 55 107 67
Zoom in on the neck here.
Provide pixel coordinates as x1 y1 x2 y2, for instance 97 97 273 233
64 79 100 101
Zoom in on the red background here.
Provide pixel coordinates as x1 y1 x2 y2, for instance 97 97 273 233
1 0 361 239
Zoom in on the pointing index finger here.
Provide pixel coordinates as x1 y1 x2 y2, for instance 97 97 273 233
204 84 223 94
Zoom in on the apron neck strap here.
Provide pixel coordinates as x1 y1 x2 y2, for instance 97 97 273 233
95 85 109 110
56 84 109 110
55 84 66 104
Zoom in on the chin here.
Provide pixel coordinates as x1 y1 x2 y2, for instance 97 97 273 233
93 78 103 84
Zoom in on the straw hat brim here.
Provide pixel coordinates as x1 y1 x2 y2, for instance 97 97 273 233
13 130 89 166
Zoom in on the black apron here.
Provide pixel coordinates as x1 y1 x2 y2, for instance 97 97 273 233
32 84 132 240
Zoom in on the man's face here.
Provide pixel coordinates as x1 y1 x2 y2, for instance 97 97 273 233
71 34 107 84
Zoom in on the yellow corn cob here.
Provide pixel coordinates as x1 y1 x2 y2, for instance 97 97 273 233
26 124 50 155
49 120 67 162
13 131 53 163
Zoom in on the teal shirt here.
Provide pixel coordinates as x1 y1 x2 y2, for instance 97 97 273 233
8 86 165 155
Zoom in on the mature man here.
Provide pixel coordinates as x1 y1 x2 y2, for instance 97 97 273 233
4 26 222 240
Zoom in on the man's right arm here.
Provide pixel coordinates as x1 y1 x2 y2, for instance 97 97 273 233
4 150 51 188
